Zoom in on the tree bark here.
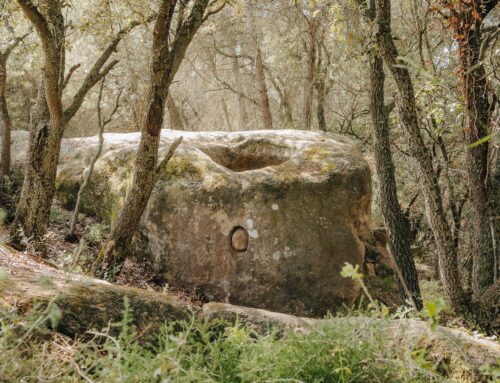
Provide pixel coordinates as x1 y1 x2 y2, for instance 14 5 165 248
267 73 293 127
167 92 186 130
248 3 273 130
451 0 498 299
315 41 328 132
0 28 27 179
369 51 422 310
96 0 215 278
220 97 232 131
0 56 12 179
10 0 65 253
303 17 318 130
254 45 273 130
231 41 250 130
373 0 467 314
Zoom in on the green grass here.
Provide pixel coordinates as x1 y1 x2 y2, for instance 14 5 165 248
0 303 447 383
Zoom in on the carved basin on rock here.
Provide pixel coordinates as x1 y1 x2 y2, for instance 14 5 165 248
12 129 371 316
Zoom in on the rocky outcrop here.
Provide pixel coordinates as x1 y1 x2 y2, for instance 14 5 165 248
0 245 194 343
11 129 371 316
1 245 499 382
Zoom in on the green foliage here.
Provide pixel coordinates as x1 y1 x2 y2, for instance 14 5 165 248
468 134 492 149
419 279 452 319
341 262 390 317
479 360 500 381
340 262 363 280
419 298 446 331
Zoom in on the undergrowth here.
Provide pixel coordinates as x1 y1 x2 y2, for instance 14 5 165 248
0 299 452 383
0 263 496 382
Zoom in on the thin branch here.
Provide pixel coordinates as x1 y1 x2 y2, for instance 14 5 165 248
67 78 122 239
61 63 81 90
103 88 123 126
155 136 183 180
210 34 254 62
202 0 229 22
3 31 30 57
63 17 153 124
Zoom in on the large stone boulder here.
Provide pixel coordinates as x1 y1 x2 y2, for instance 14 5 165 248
11 129 371 316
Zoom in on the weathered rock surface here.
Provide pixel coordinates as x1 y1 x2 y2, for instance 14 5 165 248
0 245 194 342
1 245 498 382
11 129 371 316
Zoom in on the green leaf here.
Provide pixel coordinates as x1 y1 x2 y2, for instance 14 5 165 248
340 263 363 280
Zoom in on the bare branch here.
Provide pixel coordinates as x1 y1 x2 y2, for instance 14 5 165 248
155 136 183 179
103 88 123 126
202 0 228 22
61 63 81 90
3 31 30 57
62 16 151 124
63 59 119 123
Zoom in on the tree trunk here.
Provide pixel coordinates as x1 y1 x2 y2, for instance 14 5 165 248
231 47 250 130
268 74 293 127
0 33 27 179
373 0 467 314
10 0 65 253
254 45 273 130
11 82 64 252
316 84 326 132
96 0 213 278
220 97 232 131
369 51 422 310
167 92 186 130
315 43 327 132
303 17 318 130
248 3 273 130
453 2 497 299
0 56 12 178
11 0 131 253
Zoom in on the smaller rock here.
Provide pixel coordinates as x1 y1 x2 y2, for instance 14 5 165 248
231 227 249 251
